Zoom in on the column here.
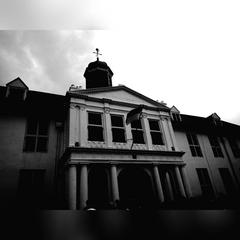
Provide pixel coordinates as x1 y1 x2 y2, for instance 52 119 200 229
141 113 153 150
174 166 186 198
166 172 174 201
110 164 119 203
79 164 88 209
69 104 76 147
179 166 192 198
68 165 77 210
153 165 164 202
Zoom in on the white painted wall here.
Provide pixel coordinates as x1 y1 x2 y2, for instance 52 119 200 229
174 130 240 197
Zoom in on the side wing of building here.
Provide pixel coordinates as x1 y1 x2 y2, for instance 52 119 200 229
172 113 240 201
0 84 66 208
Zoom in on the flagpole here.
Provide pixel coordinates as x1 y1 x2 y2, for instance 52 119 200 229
130 112 143 151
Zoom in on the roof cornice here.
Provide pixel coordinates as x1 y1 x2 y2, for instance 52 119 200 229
67 85 169 111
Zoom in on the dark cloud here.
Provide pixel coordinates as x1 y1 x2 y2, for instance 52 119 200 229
0 31 95 94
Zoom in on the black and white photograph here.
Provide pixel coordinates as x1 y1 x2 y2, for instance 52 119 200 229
0 1 240 239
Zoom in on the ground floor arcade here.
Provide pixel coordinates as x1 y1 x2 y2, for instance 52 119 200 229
65 160 192 210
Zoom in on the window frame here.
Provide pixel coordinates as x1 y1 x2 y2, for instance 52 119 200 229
131 119 145 144
172 113 181 122
110 114 126 143
228 138 240 158
23 118 49 153
148 119 164 145
196 168 214 198
186 133 203 157
87 111 104 142
218 168 235 195
208 135 223 158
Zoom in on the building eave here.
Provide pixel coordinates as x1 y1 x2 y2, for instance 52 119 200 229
60 147 185 162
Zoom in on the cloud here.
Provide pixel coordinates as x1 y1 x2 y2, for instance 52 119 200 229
0 0 109 29
0 30 95 94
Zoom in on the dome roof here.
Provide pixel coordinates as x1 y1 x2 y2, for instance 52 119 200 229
84 60 113 77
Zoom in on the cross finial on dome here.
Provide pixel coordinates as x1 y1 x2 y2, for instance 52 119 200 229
93 48 102 61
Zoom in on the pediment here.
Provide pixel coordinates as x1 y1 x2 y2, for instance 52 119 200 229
74 86 168 108
6 77 28 90
170 105 180 113
208 112 221 120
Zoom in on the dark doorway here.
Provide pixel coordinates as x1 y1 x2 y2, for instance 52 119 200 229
88 166 110 209
118 166 155 209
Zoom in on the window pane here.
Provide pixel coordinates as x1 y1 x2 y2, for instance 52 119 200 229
196 146 202 157
132 130 145 144
131 120 142 129
9 88 24 101
213 147 218 157
148 120 160 131
111 115 123 127
24 136 36 152
37 137 48 152
112 128 126 142
219 168 235 194
192 134 199 145
88 112 102 125
190 146 196 156
88 126 104 141
26 119 38 135
38 119 49 135
186 133 193 144
151 132 164 145
217 148 223 157
196 169 214 198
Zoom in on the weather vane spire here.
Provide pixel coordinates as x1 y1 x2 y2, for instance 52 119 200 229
93 48 102 61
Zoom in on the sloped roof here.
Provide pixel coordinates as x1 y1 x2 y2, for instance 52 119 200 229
170 105 180 113
0 86 66 120
172 113 240 137
6 77 29 90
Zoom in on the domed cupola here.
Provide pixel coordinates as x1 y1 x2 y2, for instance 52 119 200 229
84 48 113 89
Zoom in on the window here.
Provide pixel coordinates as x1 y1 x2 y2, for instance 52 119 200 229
88 112 104 141
131 119 145 144
23 118 49 152
186 133 203 157
196 168 214 199
111 115 126 143
148 119 164 145
208 136 223 158
228 138 240 158
18 169 45 207
172 113 181 122
219 168 235 195
8 88 25 101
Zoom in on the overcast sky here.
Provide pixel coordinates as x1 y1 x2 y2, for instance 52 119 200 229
0 1 239 125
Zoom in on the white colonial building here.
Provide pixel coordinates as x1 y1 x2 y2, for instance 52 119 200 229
0 56 239 210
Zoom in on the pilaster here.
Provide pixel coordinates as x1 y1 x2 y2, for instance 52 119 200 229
141 113 153 150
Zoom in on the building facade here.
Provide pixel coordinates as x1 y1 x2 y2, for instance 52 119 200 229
0 59 239 210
